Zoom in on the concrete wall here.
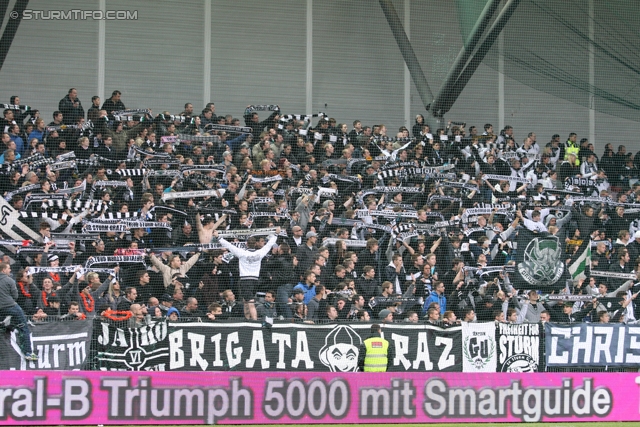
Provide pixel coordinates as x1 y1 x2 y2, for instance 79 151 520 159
0 0 634 155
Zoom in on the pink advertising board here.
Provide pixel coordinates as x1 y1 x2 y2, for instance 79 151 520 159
0 371 636 424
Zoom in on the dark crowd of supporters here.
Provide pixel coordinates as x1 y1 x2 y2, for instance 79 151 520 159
1 88 640 330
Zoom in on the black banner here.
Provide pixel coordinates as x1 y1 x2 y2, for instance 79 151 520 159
112 321 465 372
92 319 169 371
0 320 92 370
545 322 640 367
513 229 565 291
497 323 541 372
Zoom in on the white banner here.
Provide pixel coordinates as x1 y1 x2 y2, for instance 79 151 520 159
462 322 497 373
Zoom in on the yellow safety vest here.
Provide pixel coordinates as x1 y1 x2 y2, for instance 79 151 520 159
363 337 389 372
565 141 580 165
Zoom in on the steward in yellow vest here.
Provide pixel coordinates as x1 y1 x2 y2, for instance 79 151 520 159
358 324 394 372
564 133 580 165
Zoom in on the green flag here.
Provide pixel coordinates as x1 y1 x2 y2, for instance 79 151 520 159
569 240 591 280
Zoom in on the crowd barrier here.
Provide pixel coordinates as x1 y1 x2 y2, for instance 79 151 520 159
0 370 637 424
3 318 640 373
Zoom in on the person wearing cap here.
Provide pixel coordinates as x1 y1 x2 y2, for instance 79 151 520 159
37 241 74 284
293 270 317 305
358 324 393 372
158 294 174 314
549 300 592 323
291 287 306 306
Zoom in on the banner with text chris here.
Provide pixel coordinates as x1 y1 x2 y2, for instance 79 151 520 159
545 322 640 367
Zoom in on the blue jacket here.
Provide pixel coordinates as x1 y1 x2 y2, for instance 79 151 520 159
28 129 44 142
424 291 446 315
9 135 24 156
226 133 248 152
293 282 316 305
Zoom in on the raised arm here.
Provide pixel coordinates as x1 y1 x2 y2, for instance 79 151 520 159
148 253 170 274
212 214 227 230
195 213 208 244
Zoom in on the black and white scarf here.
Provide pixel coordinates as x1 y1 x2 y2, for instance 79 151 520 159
93 180 129 190
161 189 221 202
176 134 219 143
146 169 182 177
428 195 461 204
148 242 247 253
246 105 280 112
250 174 282 183
85 255 146 267
483 174 529 183
217 227 283 239
4 183 41 201
0 104 33 111
113 109 151 116
437 181 479 192
206 124 253 134
288 187 314 195
26 265 82 275
143 158 181 167
180 164 226 173
121 220 172 230
589 271 636 280
322 238 368 248
115 169 145 177
51 232 100 241
321 174 359 184
83 223 129 232
248 211 291 220
49 160 76 172
373 186 423 194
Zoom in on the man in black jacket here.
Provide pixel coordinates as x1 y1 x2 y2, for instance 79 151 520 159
101 90 126 117
550 301 593 323
358 238 379 276
0 262 37 360
243 106 278 141
220 290 245 319
296 231 318 274
58 88 84 125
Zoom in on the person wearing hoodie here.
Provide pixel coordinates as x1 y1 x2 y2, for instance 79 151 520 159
544 210 573 233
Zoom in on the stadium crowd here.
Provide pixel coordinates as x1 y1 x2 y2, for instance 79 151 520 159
1 88 640 333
